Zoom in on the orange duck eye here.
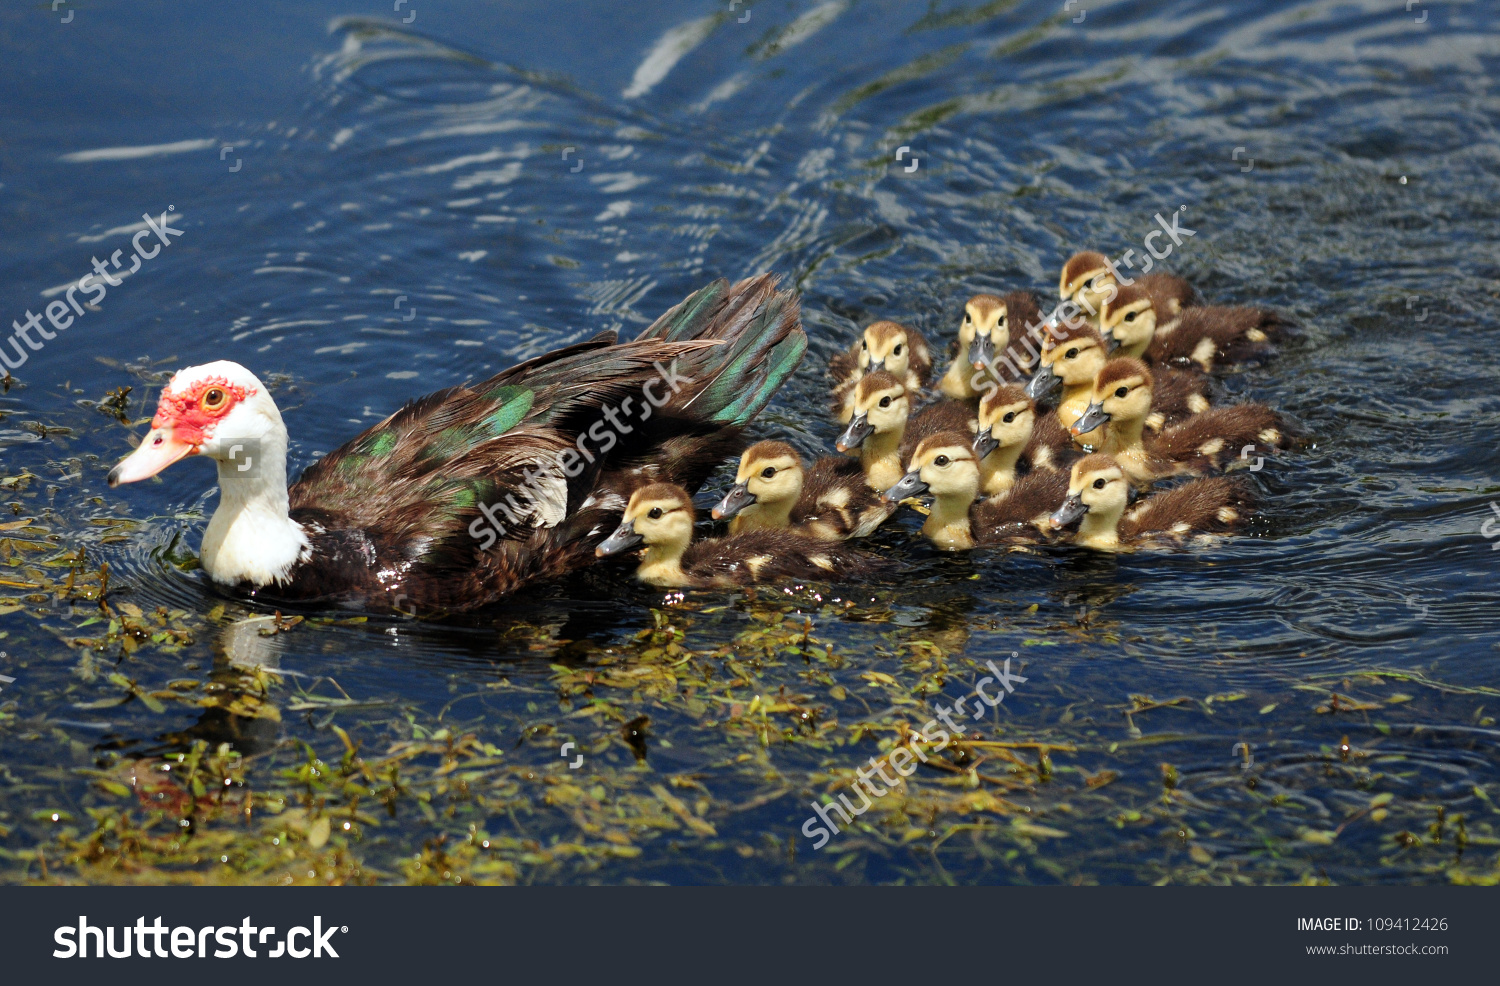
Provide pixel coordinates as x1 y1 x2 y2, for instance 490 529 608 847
201 387 228 412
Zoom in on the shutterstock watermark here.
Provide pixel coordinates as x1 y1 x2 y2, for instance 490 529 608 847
54 916 344 959
1481 501 1500 550
966 207 1197 390
467 358 694 550
5 208 183 371
802 656 1027 849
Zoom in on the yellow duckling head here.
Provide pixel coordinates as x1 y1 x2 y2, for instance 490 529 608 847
1059 250 1116 317
1069 358 1154 439
597 483 696 559
1050 453 1131 543
961 294 1011 368
885 431 982 550
711 440 805 529
1099 281 1158 358
974 384 1036 462
1026 320 1110 401
835 370 909 452
883 431 980 505
858 320 918 380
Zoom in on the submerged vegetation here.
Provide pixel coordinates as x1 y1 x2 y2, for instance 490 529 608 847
0 343 1492 887
1 474 1497 884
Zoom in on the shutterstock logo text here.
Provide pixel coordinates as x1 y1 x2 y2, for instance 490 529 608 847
53 916 344 958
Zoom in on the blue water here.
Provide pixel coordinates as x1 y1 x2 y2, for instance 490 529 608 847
0 0 1497 884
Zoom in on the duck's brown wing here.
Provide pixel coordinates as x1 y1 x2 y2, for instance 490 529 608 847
1146 402 1282 473
1022 411 1080 474
1149 306 1285 370
907 327 934 386
1137 273 1198 317
900 399 977 460
828 340 861 385
973 469 1068 541
979 468 1070 526
830 376 858 420
1120 476 1252 540
1147 365 1213 428
681 530 887 586
995 291 1046 379
283 275 806 612
796 455 896 538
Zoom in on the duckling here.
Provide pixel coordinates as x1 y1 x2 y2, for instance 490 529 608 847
1100 281 1287 371
834 371 975 491
1059 251 1196 325
972 384 1078 496
1068 358 1283 484
830 320 933 422
710 440 896 540
882 432 1067 550
1023 320 1210 447
939 292 1047 400
1048 454 1251 551
596 483 886 588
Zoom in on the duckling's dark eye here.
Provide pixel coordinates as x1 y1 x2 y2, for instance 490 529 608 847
1115 386 1128 398
1093 478 1106 489
1065 348 1079 359
879 396 891 408
1124 312 1137 322
892 344 902 356
202 388 227 411
647 507 663 519
1002 411 1016 423
998 314 1007 324
861 339 868 349
761 466 775 479
934 455 950 467
963 313 971 323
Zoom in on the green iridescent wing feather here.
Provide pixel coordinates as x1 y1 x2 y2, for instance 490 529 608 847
286 274 806 602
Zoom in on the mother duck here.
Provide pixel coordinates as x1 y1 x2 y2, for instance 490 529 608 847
108 275 806 613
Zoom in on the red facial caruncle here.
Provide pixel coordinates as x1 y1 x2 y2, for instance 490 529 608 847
152 376 253 447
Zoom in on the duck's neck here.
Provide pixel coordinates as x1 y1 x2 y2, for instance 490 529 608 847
1118 335 1151 360
1075 504 1124 551
1058 382 1093 423
923 489 976 550
200 429 310 587
978 440 1026 496
636 541 691 588
730 496 794 534
1102 416 1155 482
1102 414 1147 458
861 425 906 492
939 359 979 400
